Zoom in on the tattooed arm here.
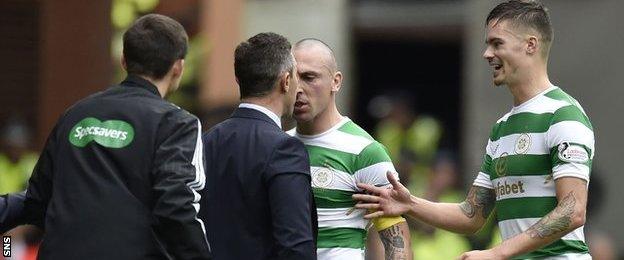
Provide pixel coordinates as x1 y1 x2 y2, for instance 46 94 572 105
378 222 410 260
353 172 496 234
459 177 588 260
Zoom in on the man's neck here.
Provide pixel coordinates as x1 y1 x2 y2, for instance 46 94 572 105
138 75 169 98
241 96 283 118
297 103 343 135
507 68 552 106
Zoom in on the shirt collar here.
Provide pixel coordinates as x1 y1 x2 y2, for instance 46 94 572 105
121 74 161 97
239 103 282 127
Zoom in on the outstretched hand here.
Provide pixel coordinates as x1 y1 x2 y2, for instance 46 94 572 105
352 171 414 219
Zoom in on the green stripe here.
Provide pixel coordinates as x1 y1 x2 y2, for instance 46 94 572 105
550 105 593 131
490 107 591 142
305 143 392 175
514 239 589 259
481 154 493 175
306 145 356 174
496 197 557 221
491 113 552 141
543 87 569 101
313 188 356 208
338 120 374 140
490 154 551 180
317 227 366 249
353 142 392 173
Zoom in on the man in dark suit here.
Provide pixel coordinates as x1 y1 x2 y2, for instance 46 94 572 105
199 32 316 260
0 192 25 233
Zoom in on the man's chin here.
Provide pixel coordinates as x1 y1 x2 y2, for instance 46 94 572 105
293 113 312 124
493 77 505 86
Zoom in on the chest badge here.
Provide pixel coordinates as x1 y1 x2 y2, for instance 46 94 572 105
312 167 334 188
514 133 531 154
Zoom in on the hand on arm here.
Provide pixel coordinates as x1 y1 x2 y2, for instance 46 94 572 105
459 177 587 260
353 172 495 234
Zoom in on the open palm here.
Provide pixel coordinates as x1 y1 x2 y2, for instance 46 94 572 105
352 171 414 219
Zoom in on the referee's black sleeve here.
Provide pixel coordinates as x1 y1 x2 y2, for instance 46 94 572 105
0 191 26 233
23 122 60 229
152 110 211 259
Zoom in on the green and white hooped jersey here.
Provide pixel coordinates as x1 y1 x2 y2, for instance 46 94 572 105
289 117 398 260
473 86 594 260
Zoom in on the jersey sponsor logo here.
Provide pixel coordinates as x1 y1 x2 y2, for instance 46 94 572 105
514 133 531 154
495 152 509 177
557 142 589 163
495 180 525 199
312 167 334 188
69 117 135 148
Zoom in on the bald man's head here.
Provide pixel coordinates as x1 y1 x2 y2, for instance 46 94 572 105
294 38 337 72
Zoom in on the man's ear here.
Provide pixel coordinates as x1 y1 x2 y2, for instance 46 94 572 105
121 54 127 70
526 35 538 55
331 71 343 93
281 71 291 93
172 59 185 78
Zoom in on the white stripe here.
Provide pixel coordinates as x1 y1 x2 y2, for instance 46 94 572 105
317 248 364 260
492 175 555 201
189 119 205 190
542 253 592 260
297 130 373 155
496 87 566 124
499 218 586 242
510 94 569 116
552 164 590 183
310 166 356 191
353 162 397 189
547 121 595 156
317 207 368 230
187 120 209 247
489 132 549 159
496 112 512 124
473 172 494 189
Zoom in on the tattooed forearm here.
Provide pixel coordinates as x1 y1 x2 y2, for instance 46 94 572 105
459 186 496 219
379 225 407 260
527 191 576 239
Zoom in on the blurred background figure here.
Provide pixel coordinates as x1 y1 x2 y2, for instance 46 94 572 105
0 118 37 194
369 92 442 196
585 168 617 260
0 118 41 260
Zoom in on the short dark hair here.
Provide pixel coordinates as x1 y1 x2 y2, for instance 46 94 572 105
123 14 188 79
234 32 294 99
487 0 553 55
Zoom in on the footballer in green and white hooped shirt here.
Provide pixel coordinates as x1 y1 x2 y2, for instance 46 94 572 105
352 2 594 260
291 39 410 260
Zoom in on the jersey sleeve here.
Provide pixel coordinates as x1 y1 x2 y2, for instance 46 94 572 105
547 104 595 182
472 139 494 189
354 141 406 231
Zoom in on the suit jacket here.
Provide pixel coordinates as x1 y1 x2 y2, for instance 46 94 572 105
0 192 25 233
200 107 317 260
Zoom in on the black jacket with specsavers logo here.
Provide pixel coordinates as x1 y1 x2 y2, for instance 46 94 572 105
22 75 211 260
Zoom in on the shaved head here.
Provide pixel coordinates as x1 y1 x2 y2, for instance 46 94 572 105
294 38 338 72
